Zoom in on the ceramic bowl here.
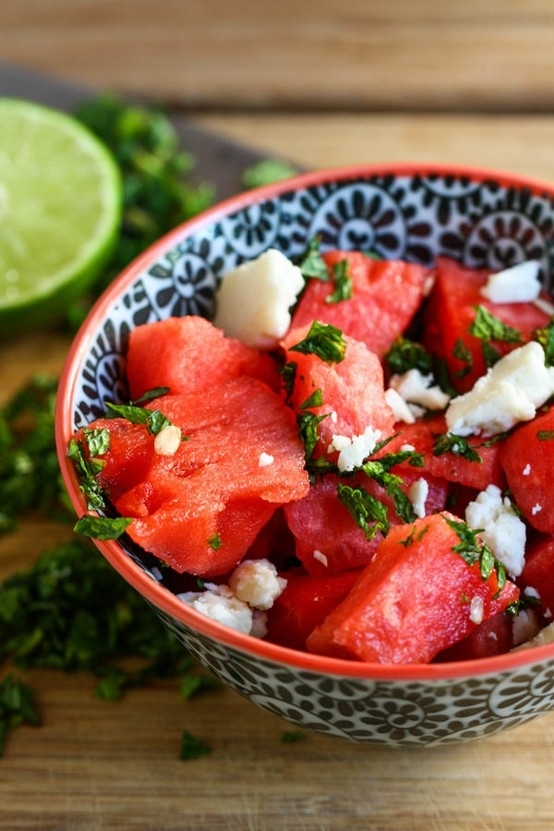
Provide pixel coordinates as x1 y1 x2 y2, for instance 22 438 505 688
57 163 554 747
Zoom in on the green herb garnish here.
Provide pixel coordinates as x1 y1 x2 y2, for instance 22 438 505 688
533 318 554 367
337 483 390 540
326 259 353 304
242 158 299 189
385 336 434 376
432 433 482 463
179 729 212 761
105 402 172 435
67 438 107 511
0 675 41 756
469 305 523 344
74 515 133 540
208 533 222 551
443 516 506 589
537 430 554 441
298 237 329 282
289 321 347 364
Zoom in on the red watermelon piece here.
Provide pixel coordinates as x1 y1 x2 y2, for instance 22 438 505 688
99 376 310 577
499 407 554 533
423 257 550 392
126 315 281 400
282 327 395 463
284 469 448 576
381 414 506 491
518 534 554 619
265 568 363 651
306 512 519 663
290 251 432 357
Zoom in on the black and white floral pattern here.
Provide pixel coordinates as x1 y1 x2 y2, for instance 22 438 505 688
67 167 554 745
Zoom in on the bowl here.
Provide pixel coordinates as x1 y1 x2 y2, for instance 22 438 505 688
56 163 554 747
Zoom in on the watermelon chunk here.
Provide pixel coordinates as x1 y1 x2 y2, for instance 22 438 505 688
499 406 554 533
101 376 310 577
282 327 395 463
284 469 448 576
265 568 363 651
126 315 281 400
306 512 519 663
290 251 432 357
381 414 506 491
517 534 554 619
423 257 550 392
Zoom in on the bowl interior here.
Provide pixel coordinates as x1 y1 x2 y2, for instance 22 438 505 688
57 162 554 681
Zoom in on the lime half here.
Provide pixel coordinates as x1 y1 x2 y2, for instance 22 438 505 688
0 98 122 334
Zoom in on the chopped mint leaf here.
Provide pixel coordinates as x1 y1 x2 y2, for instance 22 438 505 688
289 321 347 364
105 401 172 435
74 515 133 540
242 158 298 189
432 433 482 463
469 305 522 344
326 259 352 303
337 483 390 540
533 318 554 367
179 729 211 761
386 336 434 376
298 237 329 282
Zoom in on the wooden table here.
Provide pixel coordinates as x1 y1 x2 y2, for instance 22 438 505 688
3 3 554 829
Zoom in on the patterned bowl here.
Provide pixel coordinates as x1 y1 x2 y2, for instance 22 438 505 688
56 163 554 747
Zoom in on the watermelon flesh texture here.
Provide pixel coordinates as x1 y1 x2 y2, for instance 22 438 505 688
290 251 432 358
499 406 554 534
306 513 519 663
282 327 395 462
104 375 310 577
423 257 550 393
126 315 281 399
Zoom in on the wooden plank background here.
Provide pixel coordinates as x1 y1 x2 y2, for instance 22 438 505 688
2 1 554 112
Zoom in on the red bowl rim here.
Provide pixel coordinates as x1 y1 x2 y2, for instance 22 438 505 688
56 160 554 683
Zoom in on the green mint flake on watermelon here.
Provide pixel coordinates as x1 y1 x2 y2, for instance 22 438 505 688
67 438 107 511
299 388 324 410
470 305 523 344
296 411 330 464
451 338 474 377
289 321 347 364
132 386 171 405
326 259 353 304
385 336 435 376
208 534 222 551
432 433 483 463
337 483 390 540
443 516 506 590
361 460 417 524
74 515 133 541
105 401 172 435
298 236 330 282
280 361 297 403
82 427 111 457
537 430 554 441
533 318 554 366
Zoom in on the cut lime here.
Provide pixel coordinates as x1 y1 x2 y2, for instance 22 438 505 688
0 98 122 334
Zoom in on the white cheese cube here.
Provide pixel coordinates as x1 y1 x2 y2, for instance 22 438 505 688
228 558 287 611
408 477 429 519
389 369 450 412
480 260 541 304
465 484 526 577
214 248 305 348
446 342 554 436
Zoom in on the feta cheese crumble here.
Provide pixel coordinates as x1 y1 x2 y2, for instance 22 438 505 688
465 484 527 577
213 248 305 348
313 550 329 567
179 584 254 635
228 558 287 610
384 387 416 424
446 341 554 436
389 368 450 414
479 260 542 304
469 595 484 625
328 425 382 472
408 477 429 519
258 452 274 467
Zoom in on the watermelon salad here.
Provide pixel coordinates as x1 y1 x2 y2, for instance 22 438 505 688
69 243 554 664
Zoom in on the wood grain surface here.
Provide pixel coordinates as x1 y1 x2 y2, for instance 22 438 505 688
3 4 554 828
3 1 554 112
